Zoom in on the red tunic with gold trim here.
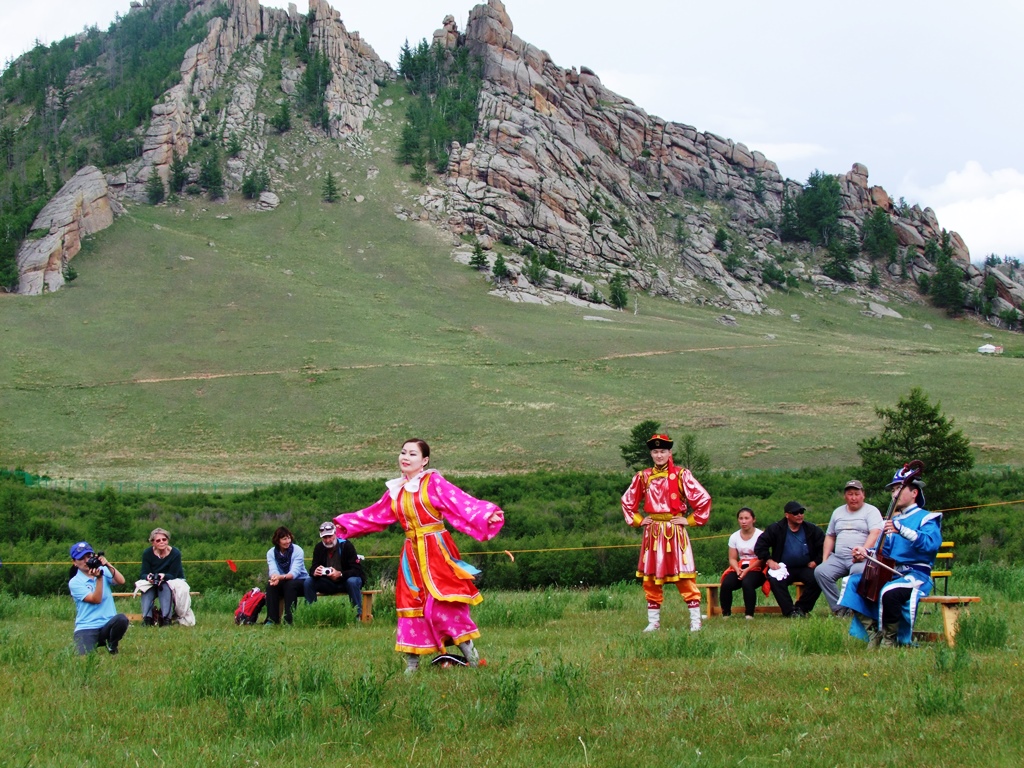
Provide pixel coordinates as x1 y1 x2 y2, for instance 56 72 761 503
335 470 504 655
621 465 711 583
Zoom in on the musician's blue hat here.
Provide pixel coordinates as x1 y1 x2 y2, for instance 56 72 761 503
886 467 925 506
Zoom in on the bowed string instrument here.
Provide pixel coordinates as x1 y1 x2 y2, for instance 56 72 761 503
855 459 925 604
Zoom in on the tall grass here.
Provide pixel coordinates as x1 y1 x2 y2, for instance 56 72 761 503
2 583 1022 766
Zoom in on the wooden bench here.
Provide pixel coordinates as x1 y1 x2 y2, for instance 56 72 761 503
112 591 201 622
698 582 805 618
359 589 381 623
915 595 981 647
279 588 381 624
931 541 955 595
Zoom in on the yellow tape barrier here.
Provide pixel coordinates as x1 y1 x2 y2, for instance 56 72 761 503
4 497 1021 568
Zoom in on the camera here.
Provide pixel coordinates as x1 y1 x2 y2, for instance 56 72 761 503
86 551 106 570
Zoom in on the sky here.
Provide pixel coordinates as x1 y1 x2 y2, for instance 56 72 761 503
2 0 1022 261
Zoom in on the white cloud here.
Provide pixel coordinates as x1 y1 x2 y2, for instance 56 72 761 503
900 162 1024 260
743 142 829 164
597 70 665 113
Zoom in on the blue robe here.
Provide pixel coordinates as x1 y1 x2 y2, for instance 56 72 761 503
838 504 942 644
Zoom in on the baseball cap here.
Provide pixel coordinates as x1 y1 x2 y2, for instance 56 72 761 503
783 501 806 515
318 522 336 537
844 479 864 491
70 541 94 560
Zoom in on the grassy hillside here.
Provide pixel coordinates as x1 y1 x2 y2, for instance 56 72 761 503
1 87 1021 482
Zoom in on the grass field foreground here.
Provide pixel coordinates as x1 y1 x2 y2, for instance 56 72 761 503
1 570 1021 767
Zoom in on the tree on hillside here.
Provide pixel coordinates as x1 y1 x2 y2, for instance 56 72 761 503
822 225 857 284
301 49 333 130
322 171 338 202
861 207 899 264
786 170 843 246
779 193 801 242
491 254 510 283
227 132 243 158
199 147 224 199
867 265 881 289
857 387 975 510
241 167 270 199
145 167 165 205
675 433 711 476
169 150 188 194
469 240 489 271
621 420 664 470
270 101 291 133
609 272 629 309
928 231 966 316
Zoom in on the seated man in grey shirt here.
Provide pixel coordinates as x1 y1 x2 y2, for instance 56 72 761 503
814 479 883 615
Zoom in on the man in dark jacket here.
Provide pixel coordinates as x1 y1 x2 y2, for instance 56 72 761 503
304 521 365 619
754 501 825 617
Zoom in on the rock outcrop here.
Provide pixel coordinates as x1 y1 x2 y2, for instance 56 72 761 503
307 0 392 137
120 0 390 201
421 0 970 314
16 166 122 295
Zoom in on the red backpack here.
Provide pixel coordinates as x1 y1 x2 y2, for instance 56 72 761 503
234 587 266 625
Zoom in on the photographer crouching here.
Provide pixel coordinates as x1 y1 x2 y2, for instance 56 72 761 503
69 541 129 655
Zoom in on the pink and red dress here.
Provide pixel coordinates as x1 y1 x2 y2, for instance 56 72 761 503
335 469 504 655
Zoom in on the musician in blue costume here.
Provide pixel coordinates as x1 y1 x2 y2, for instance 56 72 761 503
838 466 942 647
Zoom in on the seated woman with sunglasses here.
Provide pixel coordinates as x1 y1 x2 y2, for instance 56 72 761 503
138 528 187 626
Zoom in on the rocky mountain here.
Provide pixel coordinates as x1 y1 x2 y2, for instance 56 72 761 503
422 1 980 315
6 0 1022 324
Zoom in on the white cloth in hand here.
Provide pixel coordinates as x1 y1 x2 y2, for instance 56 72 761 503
768 563 790 581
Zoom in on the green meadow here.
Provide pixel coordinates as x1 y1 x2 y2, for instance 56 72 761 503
1 572 1020 768
2 86 1022 484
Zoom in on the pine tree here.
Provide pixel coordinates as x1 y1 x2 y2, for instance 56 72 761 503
929 231 966 316
868 266 881 289
823 226 857 284
609 272 628 309
322 171 338 202
857 387 975 510
199 147 224 199
861 207 899 263
227 132 243 157
145 168 165 205
469 240 489 270
620 420 664 470
491 254 510 282
242 168 270 199
270 101 291 133
169 150 188 194
676 433 711 477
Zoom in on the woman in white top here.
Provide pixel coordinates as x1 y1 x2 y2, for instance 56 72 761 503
719 507 765 618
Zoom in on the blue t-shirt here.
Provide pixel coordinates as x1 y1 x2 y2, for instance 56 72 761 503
781 525 811 568
69 568 117 630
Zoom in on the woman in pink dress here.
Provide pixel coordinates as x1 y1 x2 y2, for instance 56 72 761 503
334 438 504 673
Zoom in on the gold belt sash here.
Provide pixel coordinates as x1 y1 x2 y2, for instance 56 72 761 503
644 513 681 553
405 522 445 539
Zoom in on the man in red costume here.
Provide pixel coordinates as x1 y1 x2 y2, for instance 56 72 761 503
622 433 712 632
